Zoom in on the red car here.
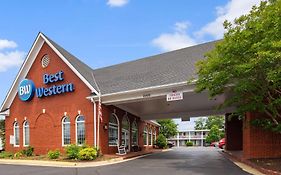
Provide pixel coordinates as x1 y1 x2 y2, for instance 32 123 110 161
218 138 225 149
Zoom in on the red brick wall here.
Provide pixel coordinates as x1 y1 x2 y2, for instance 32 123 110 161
5 42 94 155
243 112 281 159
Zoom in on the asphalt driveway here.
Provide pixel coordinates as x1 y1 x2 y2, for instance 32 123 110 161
0 147 251 175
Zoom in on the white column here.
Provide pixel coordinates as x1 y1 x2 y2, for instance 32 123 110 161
201 131 203 146
177 132 179 147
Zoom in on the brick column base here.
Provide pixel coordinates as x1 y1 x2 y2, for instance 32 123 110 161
243 112 281 159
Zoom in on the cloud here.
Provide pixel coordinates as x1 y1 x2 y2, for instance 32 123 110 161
107 0 129 7
196 0 261 39
0 39 17 50
0 39 25 72
152 0 261 52
151 22 197 52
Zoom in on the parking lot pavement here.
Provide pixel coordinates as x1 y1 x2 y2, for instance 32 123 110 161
0 147 252 175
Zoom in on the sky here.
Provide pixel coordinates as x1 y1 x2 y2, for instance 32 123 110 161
0 0 261 124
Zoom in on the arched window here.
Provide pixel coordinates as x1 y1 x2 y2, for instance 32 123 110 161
153 128 157 143
143 126 148 146
109 114 119 146
132 120 138 145
62 116 71 146
121 116 130 148
14 122 20 147
76 115 85 145
148 127 152 146
23 121 30 146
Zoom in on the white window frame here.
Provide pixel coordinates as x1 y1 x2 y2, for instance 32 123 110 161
62 116 71 146
14 122 20 147
149 127 152 146
132 120 138 145
75 115 85 146
109 113 120 147
23 120 30 147
143 126 148 146
121 115 130 148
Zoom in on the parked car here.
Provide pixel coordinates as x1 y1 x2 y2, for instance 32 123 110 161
218 138 225 149
210 141 218 147
167 141 175 148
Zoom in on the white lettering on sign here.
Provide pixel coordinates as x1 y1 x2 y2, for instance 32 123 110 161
166 92 183 101
19 85 31 96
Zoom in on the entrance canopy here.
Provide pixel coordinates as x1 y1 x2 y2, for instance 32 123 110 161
89 82 235 120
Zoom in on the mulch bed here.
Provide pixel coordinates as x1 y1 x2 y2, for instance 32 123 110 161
250 158 281 173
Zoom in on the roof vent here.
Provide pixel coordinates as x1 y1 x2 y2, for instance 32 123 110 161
41 54 50 68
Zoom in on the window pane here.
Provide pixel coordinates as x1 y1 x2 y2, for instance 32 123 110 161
14 123 19 146
63 122 71 145
77 122 85 145
109 125 118 145
24 124 30 146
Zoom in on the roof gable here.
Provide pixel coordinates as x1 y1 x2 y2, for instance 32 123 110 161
0 32 98 112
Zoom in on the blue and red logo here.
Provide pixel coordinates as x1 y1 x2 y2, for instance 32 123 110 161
18 79 35 101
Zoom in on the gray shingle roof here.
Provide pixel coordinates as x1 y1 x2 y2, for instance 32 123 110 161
92 41 218 94
46 34 218 95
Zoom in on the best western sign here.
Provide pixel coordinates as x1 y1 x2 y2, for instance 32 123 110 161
18 71 74 101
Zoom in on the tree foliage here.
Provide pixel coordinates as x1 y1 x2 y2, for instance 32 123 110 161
194 116 225 130
194 117 206 130
157 119 178 138
205 125 223 143
195 0 281 133
0 120 5 147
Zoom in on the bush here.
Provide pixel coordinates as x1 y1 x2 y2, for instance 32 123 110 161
186 141 193 147
14 151 23 158
156 134 167 149
78 147 97 160
22 146 34 157
48 150 60 159
65 144 81 159
0 151 13 158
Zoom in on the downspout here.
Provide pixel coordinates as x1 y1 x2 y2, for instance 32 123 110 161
91 72 102 149
90 98 97 147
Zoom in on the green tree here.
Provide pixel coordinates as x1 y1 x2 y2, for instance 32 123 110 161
205 116 225 129
205 125 223 143
194 117 206 130
194 0 281 133
157 119 178 138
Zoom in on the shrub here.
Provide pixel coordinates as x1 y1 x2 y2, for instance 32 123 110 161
48 150 60 159
14 151 23 158
22 146 34 157
0 151 13 158
186 141 193 147
78 147 97 160
156 134 167 149
65 144 81 159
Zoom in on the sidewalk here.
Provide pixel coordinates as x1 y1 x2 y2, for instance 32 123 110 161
0 149 170 168
222 150 281 175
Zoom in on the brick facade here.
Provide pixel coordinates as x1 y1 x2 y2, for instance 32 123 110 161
5 42 159 155
243 112 281 159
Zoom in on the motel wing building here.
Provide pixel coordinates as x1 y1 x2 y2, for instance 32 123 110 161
3 33 281 159
0 33 163 155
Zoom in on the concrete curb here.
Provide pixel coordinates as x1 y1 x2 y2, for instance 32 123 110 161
0 149 171 168
221 150 281 175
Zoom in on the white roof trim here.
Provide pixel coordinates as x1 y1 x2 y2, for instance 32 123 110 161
0 32 99 111
40 34 99 95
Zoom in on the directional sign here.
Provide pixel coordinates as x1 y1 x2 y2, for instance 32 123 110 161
166 92 183 101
